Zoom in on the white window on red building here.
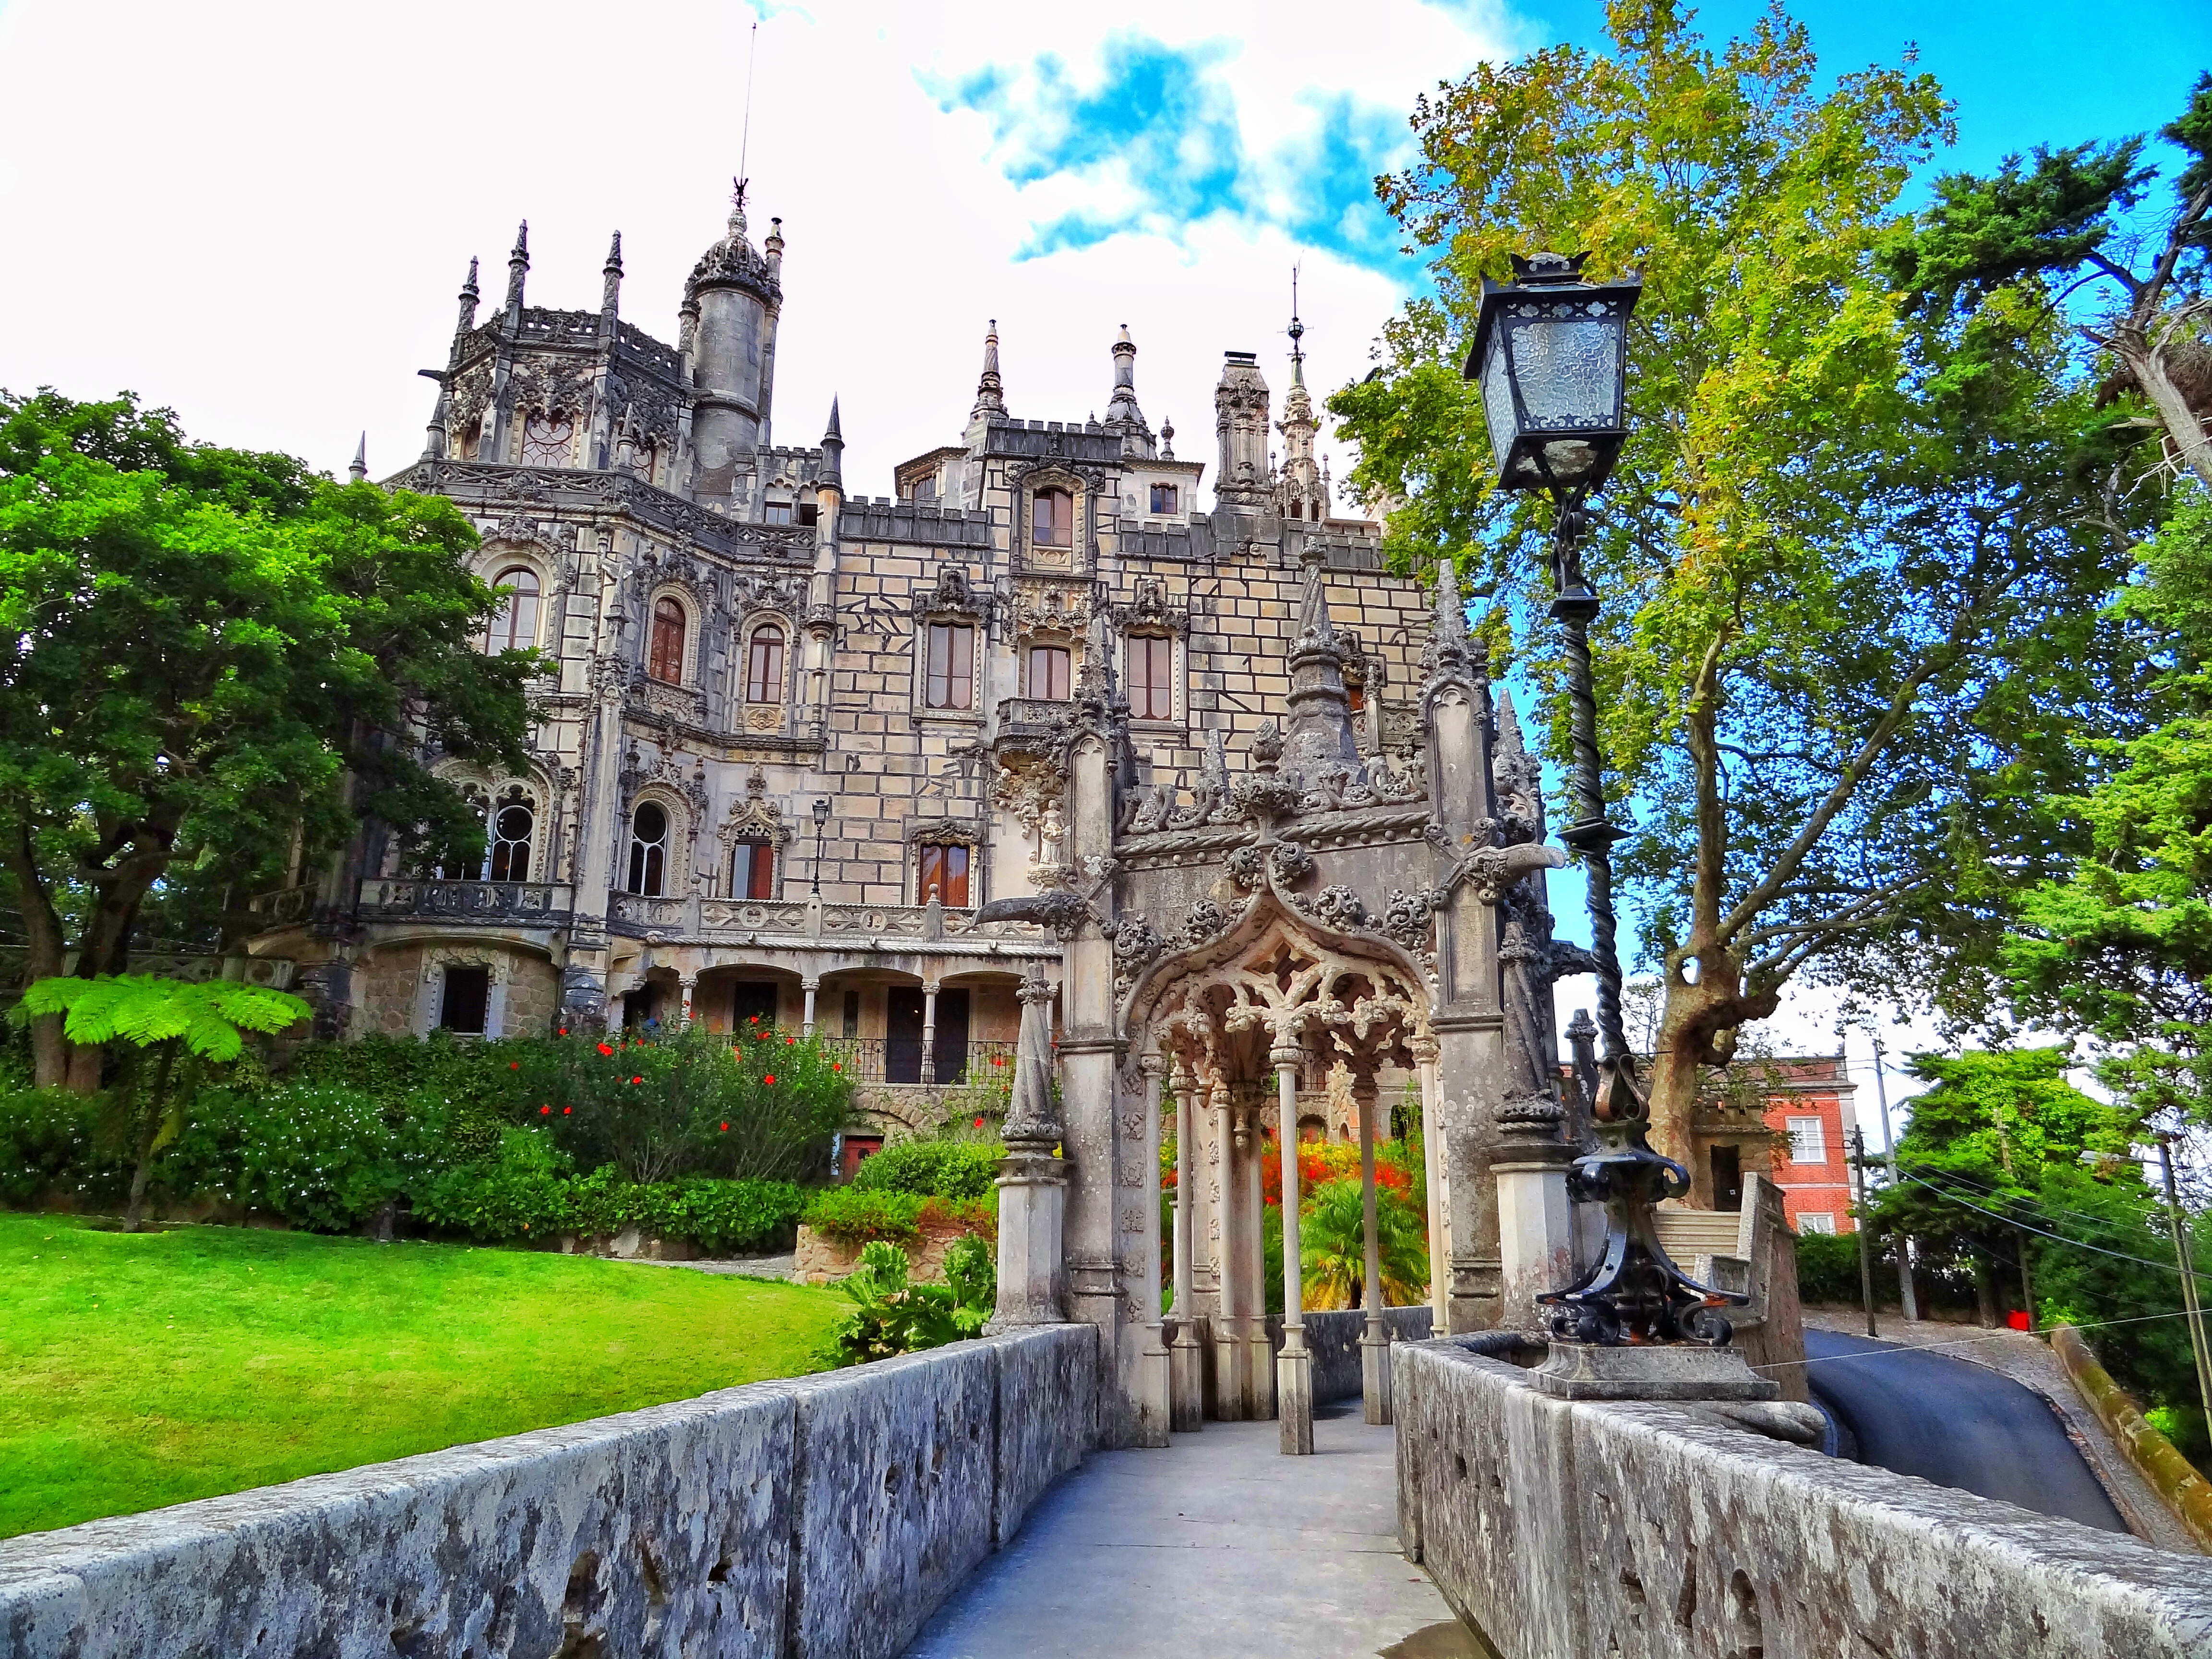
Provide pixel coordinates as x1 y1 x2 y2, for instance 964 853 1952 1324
1797 1212 1837 1235
1786 1115 1827 1165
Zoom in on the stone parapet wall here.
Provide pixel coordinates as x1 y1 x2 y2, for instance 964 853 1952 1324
1395 1337 2212 1659
0 1327 1098 1659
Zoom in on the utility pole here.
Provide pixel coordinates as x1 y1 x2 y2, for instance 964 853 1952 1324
2156 1135 2212 1427
1867 1030 1919 1321
1851 1125 1879 1338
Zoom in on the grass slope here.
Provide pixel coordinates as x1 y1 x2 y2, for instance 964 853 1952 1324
0 1214 843 1539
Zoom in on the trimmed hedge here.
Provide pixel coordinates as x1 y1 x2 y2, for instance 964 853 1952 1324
802 1186 995 1246
849 1138 1002 1201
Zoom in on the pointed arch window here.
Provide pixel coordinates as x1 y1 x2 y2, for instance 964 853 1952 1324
1032 488 1073 548
519 411 575 468
746 625 787 703
486 567 540 653
486 789 535 882
627 802 669 896
648 597 686 684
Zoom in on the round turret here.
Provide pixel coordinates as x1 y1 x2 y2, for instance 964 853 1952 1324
685 183 785 501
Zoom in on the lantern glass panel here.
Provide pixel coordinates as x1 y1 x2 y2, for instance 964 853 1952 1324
1479 331 1519 477
1510 309 1623 429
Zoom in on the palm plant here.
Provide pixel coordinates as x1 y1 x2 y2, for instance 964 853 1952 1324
11 974 309 1229
1298 1176 1430 1310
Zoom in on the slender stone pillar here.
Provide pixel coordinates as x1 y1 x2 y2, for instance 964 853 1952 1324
919 982 939 1084
1275 1041 1314 1455
800 976 818 1039
1411 1035 1449 1334
1358 1079 1392 1425
987 972 1067 1331
1132 1049 1171 1448
1245 1095 1274 1420
1214 1085 1249 1419
1169 1064 1205 1431
1491 1142 1578 1330
678 974 697 1027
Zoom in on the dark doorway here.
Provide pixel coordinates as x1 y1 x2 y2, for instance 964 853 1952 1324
732 981 779 1031
439 966 489 1034
1712 1143 1743 1212
623 985 659 1030
885 987 970 1083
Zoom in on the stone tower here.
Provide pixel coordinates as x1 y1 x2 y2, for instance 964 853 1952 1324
683 184 784 505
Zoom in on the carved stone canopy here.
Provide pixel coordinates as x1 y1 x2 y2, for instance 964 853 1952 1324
717 766 792 850
914 563 989 622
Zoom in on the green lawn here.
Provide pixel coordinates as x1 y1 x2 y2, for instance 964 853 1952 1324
0 1214 845 1539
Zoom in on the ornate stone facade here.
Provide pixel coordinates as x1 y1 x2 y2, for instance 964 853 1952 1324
247 185 1595 1445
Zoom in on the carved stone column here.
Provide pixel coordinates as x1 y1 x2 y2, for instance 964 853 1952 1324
1169 1061 1206 1432
1410 1034 1449 1334
1356 1072 1392 1425
1132 1048 1171 1449
1274 1038 1314 1456
988 971 1067 1332
801 976 819 1039
1214 1083 1250 1420
678 973 697 1027
919 981 939 1084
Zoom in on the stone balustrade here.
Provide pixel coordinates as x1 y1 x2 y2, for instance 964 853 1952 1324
0 1327 1097 1659
1396 1336 2212 1659
607 894 1055 956
356 878 575 924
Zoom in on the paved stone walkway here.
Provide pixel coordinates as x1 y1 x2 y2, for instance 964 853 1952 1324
902 1398 1480 1659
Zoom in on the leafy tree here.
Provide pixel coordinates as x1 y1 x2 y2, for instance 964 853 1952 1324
1328 1 2129 1174
1880 72 2212 489
9 974 308 1229
1298 1176 1429 1309
0 390 536 1091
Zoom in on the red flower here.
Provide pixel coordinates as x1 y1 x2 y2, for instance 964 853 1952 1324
755 1031 769 1041
974 1116 985 1128
786 1036 795 1045
720 1121 729 1132
597 1042 614 1057
508 1061 519 1070
748 1015 759 1023
558 1028 568 1036
540 1105 551 1116
764 1074 777 1085
631 1075 644 1085
832 1062 842 1072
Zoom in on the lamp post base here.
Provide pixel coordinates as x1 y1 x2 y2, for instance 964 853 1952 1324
1529 1339 1779 1402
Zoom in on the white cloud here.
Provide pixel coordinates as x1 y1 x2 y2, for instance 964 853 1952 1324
0 0 1514 492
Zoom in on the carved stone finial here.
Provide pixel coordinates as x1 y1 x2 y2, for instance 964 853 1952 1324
1004 971 1063 1142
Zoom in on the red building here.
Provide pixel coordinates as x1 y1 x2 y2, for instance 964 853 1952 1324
1756 1054 1859 1235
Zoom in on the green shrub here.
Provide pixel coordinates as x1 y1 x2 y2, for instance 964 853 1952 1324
613 1177 807 1255
819 1237 995 1367
804 1187 926 1244
1793 1230 1865 1304
414 1127 583 1242
0 1087 113 1203
851 1138 1003 1201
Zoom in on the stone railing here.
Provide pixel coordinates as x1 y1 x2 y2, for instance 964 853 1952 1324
1395 1337 2212 1659
243 881 318 927
608 894 1053 950
0 1326 1097 1659
356 878 574 924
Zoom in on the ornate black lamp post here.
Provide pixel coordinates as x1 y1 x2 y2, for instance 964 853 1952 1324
810 796 832 896
1467 252 1746 1352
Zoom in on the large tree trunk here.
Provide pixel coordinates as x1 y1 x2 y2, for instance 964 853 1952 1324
1 822 70 1086
2128 341 2212 492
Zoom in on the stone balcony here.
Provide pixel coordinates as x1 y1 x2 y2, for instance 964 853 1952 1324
607 893 1056 959
356 878 576 925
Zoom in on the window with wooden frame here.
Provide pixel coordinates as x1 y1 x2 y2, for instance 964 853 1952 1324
746 625 786 703
728 839 776 900
1031 487 1073 548
924 622 975 710
485 567 540 653
486 790 534 883
917 842 970 907
1149 482 1178 515
763 498 793 525
647 597 686 684
1026 644 1071 701
1128 634 1174 721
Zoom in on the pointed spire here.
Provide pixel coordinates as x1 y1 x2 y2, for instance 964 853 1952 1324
349 433 367 484
601 231 624 330
1295 542 1337 649
503 220 529 328
819 397 844 487
972 319 1005 419
454 256 481 338
1423 554 1478 686
1496 687 1526 760
1105 324 1144 432
1288 266 1307 388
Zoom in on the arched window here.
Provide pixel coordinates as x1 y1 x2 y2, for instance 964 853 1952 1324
487 791 534 882
648 597 686 684
519 411 575 468
746 625 786 703
437 787 489 880
729 840 776 900
485 567 540 653
627 802 668 896
917 842 970 907
1128 635 1174 721
1032 488 1073 548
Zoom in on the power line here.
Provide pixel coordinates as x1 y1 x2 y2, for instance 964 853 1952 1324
1891 1154 2181 1243
1750 1307 2203 1374
1895 1171 2212 1285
